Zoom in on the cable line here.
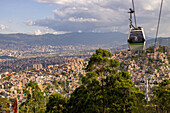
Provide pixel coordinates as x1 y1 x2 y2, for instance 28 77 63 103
132 0 137 28
154 0 164 47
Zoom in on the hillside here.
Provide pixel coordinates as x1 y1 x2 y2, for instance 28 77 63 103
117 37 170 50
146 37 170 47
0 32 127 47
0 33 169 50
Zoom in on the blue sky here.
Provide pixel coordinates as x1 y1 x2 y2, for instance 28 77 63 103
0 0 170 37
0 0 55 34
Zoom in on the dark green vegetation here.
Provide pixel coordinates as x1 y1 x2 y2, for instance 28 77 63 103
67 49 144 113
3 75 11 81
140 79 170 113
46 93 67 113
0 98 10 112
20 81 48 113
152 79 170 112
17 49 170 113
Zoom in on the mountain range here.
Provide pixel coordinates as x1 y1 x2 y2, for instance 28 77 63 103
0 32 169 47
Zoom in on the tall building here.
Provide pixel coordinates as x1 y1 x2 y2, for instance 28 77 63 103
76 58 84 62
66 60 75 63
33 64 43 70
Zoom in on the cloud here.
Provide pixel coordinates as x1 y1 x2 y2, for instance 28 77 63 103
68 17 97 22
53 31 68 34
35 29 42 35
8 20 13 23
31 0 170 36
25 20 35 26
0 24 8 30
36 0 111 6
29 3 127 32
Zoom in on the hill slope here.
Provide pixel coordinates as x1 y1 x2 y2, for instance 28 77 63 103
0 33 169 48
146 37 170 47
0 32 127 46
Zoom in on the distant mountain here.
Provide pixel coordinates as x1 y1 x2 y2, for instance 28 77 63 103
0 32 127 47
119 37 170 50
146 37 170 47
0 32 169 48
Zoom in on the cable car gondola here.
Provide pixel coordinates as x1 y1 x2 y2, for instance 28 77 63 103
128 8 146 51
128 27 146 51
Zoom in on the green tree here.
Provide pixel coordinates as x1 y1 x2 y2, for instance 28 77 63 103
20 81 47 113
67 48 144 113
105 73 145 113
0 98 10 112
67 71 145 113
52 80 59 89
67 78 102 113
152 79 170 113
61 72 67 76
86 48 119 113
46 92 67 113
58 81 66 89
146 70 154 74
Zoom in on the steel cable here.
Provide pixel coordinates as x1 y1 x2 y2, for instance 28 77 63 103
154 0 164 47
132 0 137 28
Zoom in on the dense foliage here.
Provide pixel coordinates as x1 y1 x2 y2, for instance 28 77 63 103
67 49 145 113
67 72 145 113
20 81 48 113
0 98 10 112
152 79 170 113
46 93 67 113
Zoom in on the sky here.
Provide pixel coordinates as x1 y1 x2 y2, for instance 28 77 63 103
0 0 170 37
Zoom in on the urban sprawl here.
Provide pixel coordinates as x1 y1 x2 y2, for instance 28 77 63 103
0 46 169 110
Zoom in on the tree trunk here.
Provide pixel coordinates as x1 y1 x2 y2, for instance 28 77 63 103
101 72 105 113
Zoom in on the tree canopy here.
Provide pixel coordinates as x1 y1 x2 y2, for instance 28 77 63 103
67 48 145 113
0 98 10 112
46 92 67 113
20 81 47 113
152 79 170 113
